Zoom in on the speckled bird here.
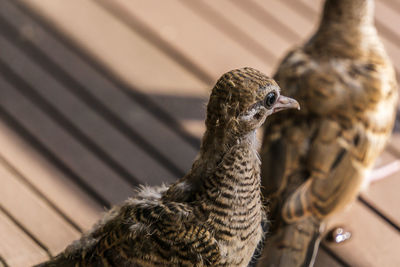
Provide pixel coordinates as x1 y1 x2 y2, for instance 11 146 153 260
36 67 299 267
257 0 398 266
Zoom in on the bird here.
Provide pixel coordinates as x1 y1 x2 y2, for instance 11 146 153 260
36 67 299 267
257 0 398 266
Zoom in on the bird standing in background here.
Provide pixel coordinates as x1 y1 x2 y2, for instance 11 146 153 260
36 67 299 267
258 0 398 266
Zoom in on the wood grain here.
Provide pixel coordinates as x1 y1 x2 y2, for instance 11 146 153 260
0 32 178 185
324 201 400 267
0 119 102 231
0 73 135 205
0 211 48 267
17 0 206 95
0 162 80 255
0 0 398 266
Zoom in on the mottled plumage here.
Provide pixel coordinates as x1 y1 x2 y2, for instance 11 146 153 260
37 67 299 267
258 0 398 266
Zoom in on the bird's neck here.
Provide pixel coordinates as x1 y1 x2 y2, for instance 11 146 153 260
195 129 262 205
198 133 263 256
165 127 260 204
193 128 260 179
307 0 377 58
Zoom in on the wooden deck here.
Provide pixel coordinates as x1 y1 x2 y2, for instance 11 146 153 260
0 0 399 266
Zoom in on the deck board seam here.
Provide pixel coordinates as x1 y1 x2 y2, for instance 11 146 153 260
381 0 400 14
0 12 186 179
0 106 111 209
94 0 214 86
0 154 83 233
0 55 142 188
0 205 52 259
386 142 400 158
320 243 350 267
281 0 319 22
375 20 400 51
178 0 277 63
0 255 9 267
358 196 400 232
234 0 303 42
11 0 202 151
0 1 397 265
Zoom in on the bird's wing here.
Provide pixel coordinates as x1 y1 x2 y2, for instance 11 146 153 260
262 48 398 223
281 119 368 222
89 200 221 266
261 48 340 220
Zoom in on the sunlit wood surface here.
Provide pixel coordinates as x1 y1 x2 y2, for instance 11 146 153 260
0 0 399 266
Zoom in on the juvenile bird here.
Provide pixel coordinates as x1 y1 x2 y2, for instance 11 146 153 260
36 67 299 267
258 0 398 266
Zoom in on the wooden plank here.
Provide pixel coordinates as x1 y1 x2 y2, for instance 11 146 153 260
376 1 400 40
362 151 400 227
371 149 397 169
382 0 400 14
0 211 48 267
389 131 400 154
144 93 206 142
252 0 316 42
296 0 322 13
0 119 102 231
0 256 7 267
0 31 179 185
17 0 206 96
177 0 275 75
0 0 200 172
314 248 344 267
100 0 272 80
367 149 399 183
183 0 284 63
182 119 206 140
284 0 320 22
0 72 135 205
323 201 400 267
379 35 400 73
0 162 81 255
17 0 278 154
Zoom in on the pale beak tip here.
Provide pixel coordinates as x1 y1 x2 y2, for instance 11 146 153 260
289 98 300 111
272 96 300 114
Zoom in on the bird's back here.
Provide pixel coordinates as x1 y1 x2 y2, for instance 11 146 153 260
37 185 222 267
39 145 266 267
263 42 397 222
259 1 398 265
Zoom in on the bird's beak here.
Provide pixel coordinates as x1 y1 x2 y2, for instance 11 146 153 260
272 95 300 113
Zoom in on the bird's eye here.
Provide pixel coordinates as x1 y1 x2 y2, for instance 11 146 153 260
264 92 277 109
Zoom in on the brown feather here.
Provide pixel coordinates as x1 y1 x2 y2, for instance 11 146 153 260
36 68 299 267
258 0 398 266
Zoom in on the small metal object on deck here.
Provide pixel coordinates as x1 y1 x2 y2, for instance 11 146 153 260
326 227 352 244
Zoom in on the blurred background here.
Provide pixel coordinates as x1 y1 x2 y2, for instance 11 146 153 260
0 0 399 266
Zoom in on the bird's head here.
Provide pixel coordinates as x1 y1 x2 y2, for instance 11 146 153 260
205 67 299 137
